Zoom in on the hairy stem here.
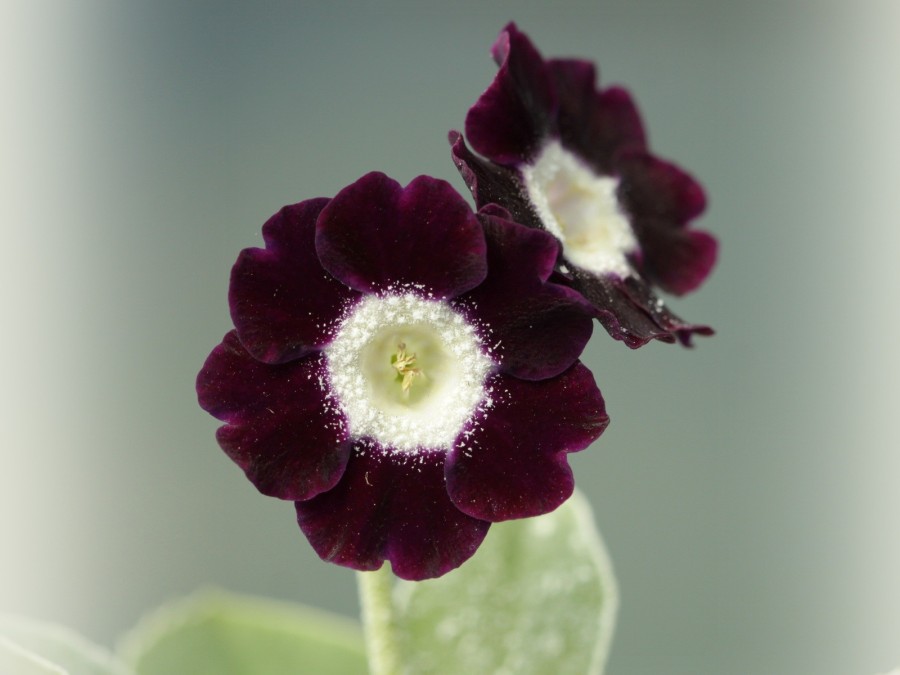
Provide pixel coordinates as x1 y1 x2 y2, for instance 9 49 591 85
357 566 400 675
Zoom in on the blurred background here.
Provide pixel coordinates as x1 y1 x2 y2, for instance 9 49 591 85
2 1 899 673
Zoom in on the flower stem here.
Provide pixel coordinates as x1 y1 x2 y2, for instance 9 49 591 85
357 566 401 675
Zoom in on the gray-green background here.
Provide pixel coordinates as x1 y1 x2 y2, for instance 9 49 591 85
3 2 899 674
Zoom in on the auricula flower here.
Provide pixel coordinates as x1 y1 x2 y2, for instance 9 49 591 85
197 172 609 580
451 23 718 348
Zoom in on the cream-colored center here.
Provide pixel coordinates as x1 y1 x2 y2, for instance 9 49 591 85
522 140 637 277
361 326 448 412
325 293 492 452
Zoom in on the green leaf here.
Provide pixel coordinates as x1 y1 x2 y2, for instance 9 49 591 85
118 589 367 675
0 637 66 675
0 615 133 675
388 489 618 675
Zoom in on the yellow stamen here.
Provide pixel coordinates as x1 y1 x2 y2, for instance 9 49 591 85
391 342 423 395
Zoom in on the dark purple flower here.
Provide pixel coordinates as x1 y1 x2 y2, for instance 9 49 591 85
451 23 718 348
197 172 609 580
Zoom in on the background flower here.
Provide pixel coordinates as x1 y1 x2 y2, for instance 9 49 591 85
452 22 718 348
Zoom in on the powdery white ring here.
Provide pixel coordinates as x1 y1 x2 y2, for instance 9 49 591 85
522 140 637 277
324 292 493 452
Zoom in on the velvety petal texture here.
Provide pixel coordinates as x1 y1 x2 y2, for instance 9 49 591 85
197 331 351 501
296 447 490 580
456 207 593 380
230 199 361 364
453 23 717 349
446 365 608 521
634 222 718 296
198 171 607 580
450 131 542 233
617 151 706 225
465 23 556 165
549 60 647 173
316 172 487 299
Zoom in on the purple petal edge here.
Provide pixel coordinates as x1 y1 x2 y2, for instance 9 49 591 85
316 172 488 299
197 331 351 501
229 198 361 364
458 211 593 380
446 365 608 521
296 446 490 580
464 23 557 165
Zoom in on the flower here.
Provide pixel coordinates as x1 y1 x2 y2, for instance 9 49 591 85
450 23 718 348
197 172 609 580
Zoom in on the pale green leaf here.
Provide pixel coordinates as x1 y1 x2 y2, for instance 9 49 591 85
118 589 366 675
0 636 66 675
0 615 133 675
390 490 617 675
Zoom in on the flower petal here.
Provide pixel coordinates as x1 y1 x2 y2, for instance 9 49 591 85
451 133 712 348
619 275 714 346
617 151 707 224
446 366 608 521
315 172 487 299
458 211 593 380
548 60 647 173
197 331 351 501
635 221 718 295
455 24 716 349
464 22 556 165
566 269 713 347
450 131 540 227
229 198 361 364
295 447 490 581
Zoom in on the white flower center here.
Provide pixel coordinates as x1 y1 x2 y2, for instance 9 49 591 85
521 140 637 277
324 293 492 452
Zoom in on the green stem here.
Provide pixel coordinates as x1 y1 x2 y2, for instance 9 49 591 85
356 566 401 675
